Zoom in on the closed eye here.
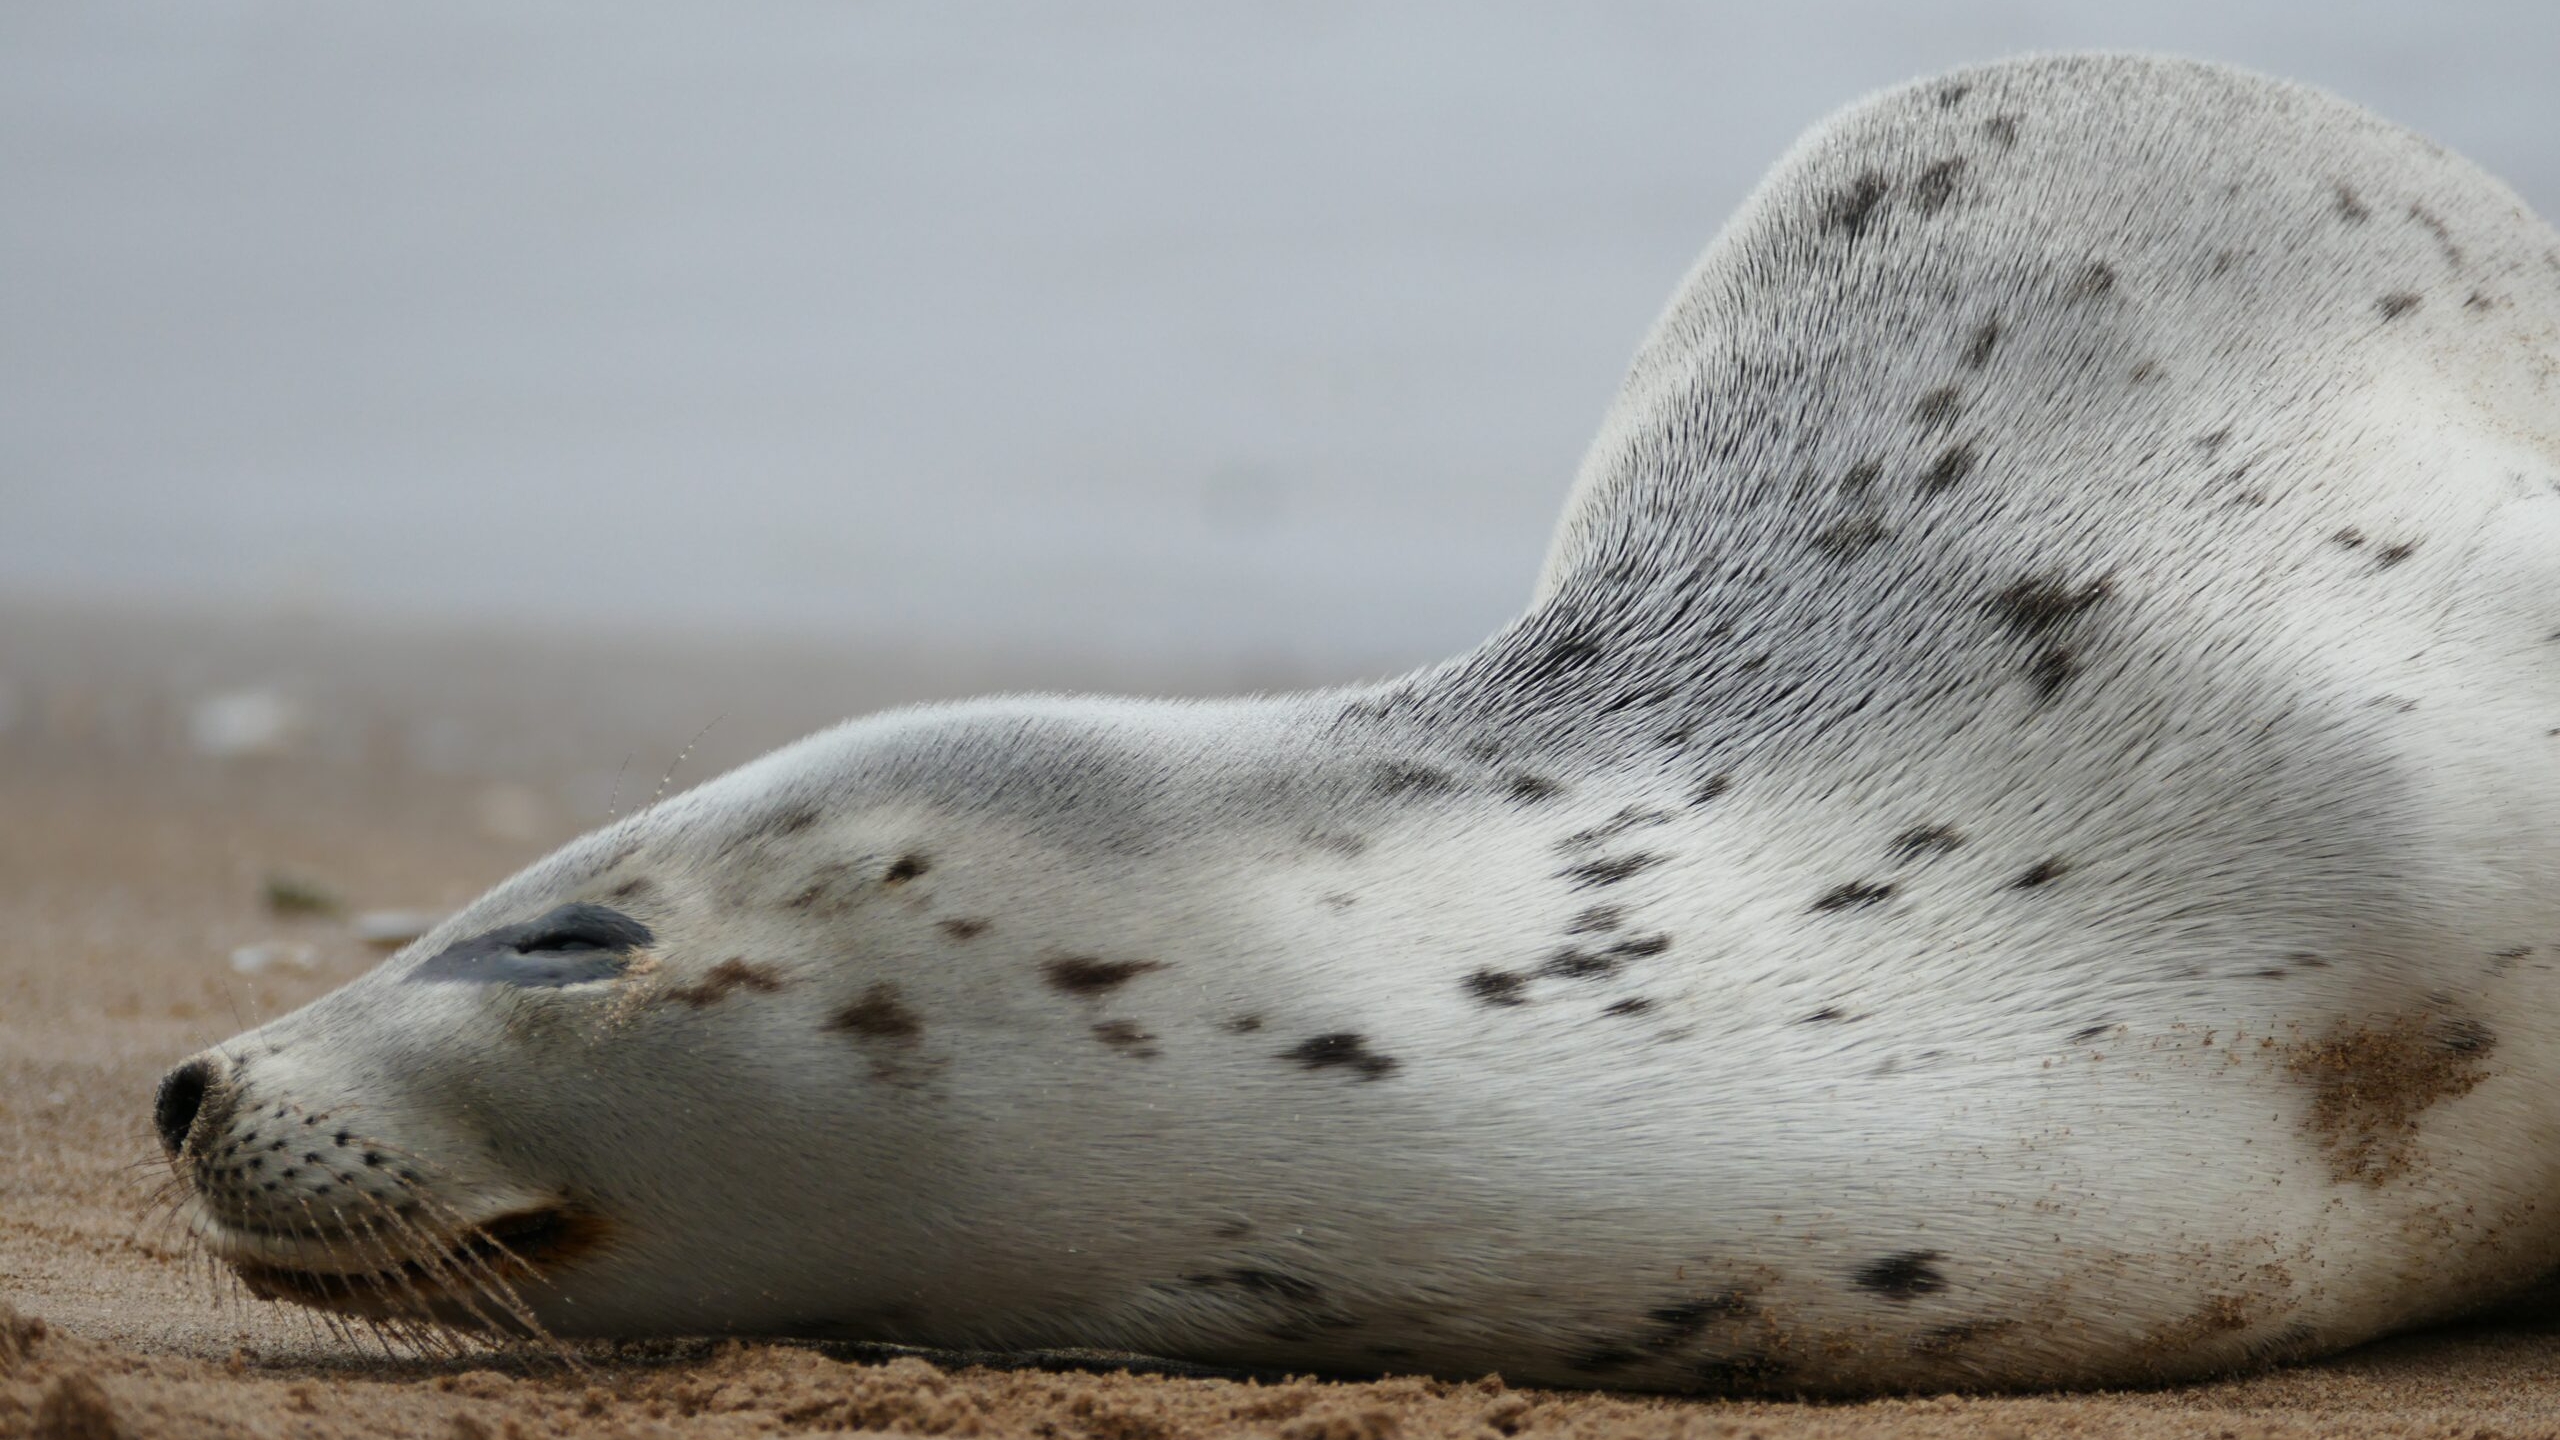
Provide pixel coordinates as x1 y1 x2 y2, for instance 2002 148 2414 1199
516 929 606 954
409 903 654 988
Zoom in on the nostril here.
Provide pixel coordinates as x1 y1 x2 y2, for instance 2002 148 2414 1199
154 1059 213 1159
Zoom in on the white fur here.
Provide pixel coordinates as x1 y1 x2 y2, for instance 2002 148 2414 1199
165 54 2560 1394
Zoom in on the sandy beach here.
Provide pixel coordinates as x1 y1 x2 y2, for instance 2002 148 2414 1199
8 602 2560 1439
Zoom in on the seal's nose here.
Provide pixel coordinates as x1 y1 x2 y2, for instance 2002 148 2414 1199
154 1057 215 1159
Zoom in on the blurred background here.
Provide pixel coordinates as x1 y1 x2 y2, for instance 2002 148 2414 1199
3 0 2557 813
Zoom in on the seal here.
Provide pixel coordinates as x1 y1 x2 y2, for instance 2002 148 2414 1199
151 53 2560 1394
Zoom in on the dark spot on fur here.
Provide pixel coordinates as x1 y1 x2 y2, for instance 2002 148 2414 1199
1840 459 1882 494
1691 774 1733 806
1544 636 1605 670
1811 881 1894 913
2013 858 2069 889
1892 824 1964 863
2333 527 2366 548
2197 427 2232 454
664 958 786 1008
1647 1293 1750 1345
2376 541 2417 567
1993 574 2111 633
2071 1023 2114 1044
1375 762 1456 798
1855 1251 1947 1299
1936 83 1970 109
2465 289 2496 312
2068 262 2115 300
1919 442 1977 495
2332 183 2370 223
1559 807 1673 851
1603 998 1654 1017
2027 646 2080 700
1092 1020 1158 1057
2440 1017 2495 1054
1609 934 1671 958
1541 950 1613 980
1466 969 1531 1005
1961 315 2002 369
1044 957 1169 995
883 854 929 885
1282 1032 1398 1081
1913 386 1961 429
1303 831 1370 859
2378 292 2421 321
1562 853 1666 889
767 807 821 838
2407 203 2462 265
1828 172 1889 239
1813 513 1889 558
1800 1007 1846 1024
938 918 991 941
1910 157 1966 215
2129 359 2160 383
1567 905 1625 934
1506 774 1564 805
830 984 922 1040
1224 1014 1265 1034
1982 114 2019 147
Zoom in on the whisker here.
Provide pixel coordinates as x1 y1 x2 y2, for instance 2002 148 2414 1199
650 714 725 810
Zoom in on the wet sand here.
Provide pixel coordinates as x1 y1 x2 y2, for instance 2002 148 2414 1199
9 602 2560 1438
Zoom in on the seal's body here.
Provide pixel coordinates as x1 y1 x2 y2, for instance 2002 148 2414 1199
156 55 2560 1393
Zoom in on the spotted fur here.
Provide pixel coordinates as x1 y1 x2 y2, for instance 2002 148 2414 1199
157 55 2560 1397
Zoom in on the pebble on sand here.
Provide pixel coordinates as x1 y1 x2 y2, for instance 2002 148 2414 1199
260 871 344 918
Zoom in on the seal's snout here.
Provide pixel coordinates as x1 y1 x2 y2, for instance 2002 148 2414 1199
153 1054 226 1160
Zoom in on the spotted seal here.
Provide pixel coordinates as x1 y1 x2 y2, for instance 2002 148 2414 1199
152 53 2560 1394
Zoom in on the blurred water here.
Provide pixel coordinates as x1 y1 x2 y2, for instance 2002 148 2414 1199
4 2 2555 674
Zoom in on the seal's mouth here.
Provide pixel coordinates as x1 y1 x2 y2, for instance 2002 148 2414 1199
218 1205 607 1326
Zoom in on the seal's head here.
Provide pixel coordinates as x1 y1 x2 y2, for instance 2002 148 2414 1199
150 694 1393 1347
150 699 1237 1338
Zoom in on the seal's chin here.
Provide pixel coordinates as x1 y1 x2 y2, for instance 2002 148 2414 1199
193 1200 606 1328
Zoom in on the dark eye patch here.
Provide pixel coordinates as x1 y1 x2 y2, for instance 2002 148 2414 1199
407 903 653 988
